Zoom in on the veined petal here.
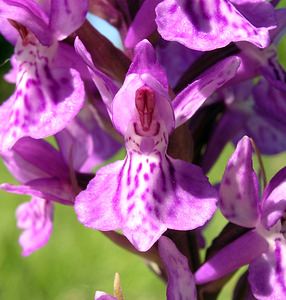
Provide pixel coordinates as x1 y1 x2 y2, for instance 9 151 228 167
260 167 286 229
195 230 269 284
16 197 53 256
0 39 85 152
249 238 286 299
173 56 240 128
0 0 52 45
159 236 197 300
219 136 260 228
76 122 217 251
56 104 121 173
155 0 275 51
124 0 162 48
49 0 88 40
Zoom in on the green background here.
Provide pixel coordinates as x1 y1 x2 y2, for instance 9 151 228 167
1 4 286 298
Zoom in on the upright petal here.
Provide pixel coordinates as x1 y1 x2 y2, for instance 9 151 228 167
94 292 116 300
49 0 88 40
172 56 240 128
158 236 197 300
155 0 276 51
249 238 286 300
219 136 260 228
16 197 53 256
74 37 119 117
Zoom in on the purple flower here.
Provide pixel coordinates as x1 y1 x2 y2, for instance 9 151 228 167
125 0 277 50
94 292 116 300
159 236 197 300
74 38 241 251
0 0 88 152
196 136 286 299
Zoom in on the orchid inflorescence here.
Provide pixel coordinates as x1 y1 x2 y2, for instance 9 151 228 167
0 0 286 299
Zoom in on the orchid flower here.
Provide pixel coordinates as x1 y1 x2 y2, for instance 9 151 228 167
74 38 241 251
125 0 277 50
0 0 88 152
196 136 286 299
0 103 120 255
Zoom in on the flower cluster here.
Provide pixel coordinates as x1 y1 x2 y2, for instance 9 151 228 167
0 0 286 299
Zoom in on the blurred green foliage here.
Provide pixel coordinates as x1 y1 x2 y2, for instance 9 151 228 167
1 6 286 299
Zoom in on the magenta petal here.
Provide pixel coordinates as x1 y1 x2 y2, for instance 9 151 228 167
220 136 260 227
159 236 197 300
155 0 275 51
0 178 74 206
16 197 53 256
260 167 286 229
195 230 269 284
0 18 18 45
74 37 119 117
249 238 286 299
124 0 162 48
49 0 88 40
0 41 85 152
173 56 240 128
2 137 69 183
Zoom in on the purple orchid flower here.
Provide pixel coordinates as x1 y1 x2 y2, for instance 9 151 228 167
0 0 88 152
196 136 286 299
125 0 277 51
74 38 241 251
159 236 197 300
0 103 120 255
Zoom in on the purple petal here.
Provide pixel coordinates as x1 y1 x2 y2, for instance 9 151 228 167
75 137 217 251
219 136 260 228
0 178 74 206
127 39 168 89
158 236 197 300
74 37 119 117
0 39 85 152
249 238 286 299
16 197 53 256
260 166 286 229
112 41 174 136
56 104 121 173
172 56 240 128
2 137 69 183
195 230 269 284
49 0 88 40
94 292 116 300
124 0 162 48
155 0 275 51
0 0 52 45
